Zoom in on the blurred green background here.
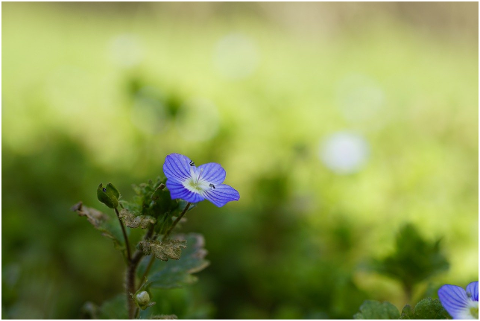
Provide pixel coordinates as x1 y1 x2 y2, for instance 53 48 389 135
2 2 478 319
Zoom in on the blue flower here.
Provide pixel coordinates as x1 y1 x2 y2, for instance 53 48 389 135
438 281 478 319
163 153 240 207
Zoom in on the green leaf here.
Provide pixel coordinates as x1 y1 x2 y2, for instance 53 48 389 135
138 239 187 261
413 298 450 319
151 183 166 201
371 224 449 291
400 304 414 319
143 233 210 289
71 201 124 250
354 300 400 319
119 209 156 229
97 294 128 319
97 183 120 208
400 298 451 319
108 182 120 198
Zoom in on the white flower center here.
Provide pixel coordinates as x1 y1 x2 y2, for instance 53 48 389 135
183 167 210 194
458 299 478 319
469 301 479 319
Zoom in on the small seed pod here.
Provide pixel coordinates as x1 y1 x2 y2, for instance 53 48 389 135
97 183 120 208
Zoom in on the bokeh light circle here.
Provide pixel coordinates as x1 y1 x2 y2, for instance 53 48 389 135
319 131 370 174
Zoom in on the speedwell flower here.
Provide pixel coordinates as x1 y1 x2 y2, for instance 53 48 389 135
163 153 240 207
438 281 478 319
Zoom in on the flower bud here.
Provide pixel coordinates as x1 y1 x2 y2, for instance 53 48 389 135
97 183 120 208
135 291 152 310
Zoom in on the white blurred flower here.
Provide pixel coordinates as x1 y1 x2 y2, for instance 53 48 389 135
319 131 369 174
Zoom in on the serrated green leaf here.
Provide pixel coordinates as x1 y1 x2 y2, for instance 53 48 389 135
138 239 187 261
97 294 128 319
142 233 210 289
354 300 400 319
404 298 450 319
71 202 124 250
119 209 156 229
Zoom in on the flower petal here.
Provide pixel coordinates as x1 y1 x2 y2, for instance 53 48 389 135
197 162 226 185
163 153 194 182
466 282 478 302
203 184 239 207
438 284 471 319
166 180 204 203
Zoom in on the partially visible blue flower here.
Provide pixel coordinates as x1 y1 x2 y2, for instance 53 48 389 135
163 153 240 207
438 281 478 319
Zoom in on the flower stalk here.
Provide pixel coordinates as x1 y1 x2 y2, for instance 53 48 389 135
114 207 132 262
162 202 192 242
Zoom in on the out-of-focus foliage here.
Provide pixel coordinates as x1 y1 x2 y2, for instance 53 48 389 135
354 300 400 319
355 225 452 319
97 294 129 319
2 2 477 319
371 224 449 300
400 298 451 319
353 298 450 319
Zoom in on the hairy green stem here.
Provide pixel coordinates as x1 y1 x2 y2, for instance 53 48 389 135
162 202 192 242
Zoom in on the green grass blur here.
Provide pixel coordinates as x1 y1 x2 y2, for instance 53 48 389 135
2 2 478 319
